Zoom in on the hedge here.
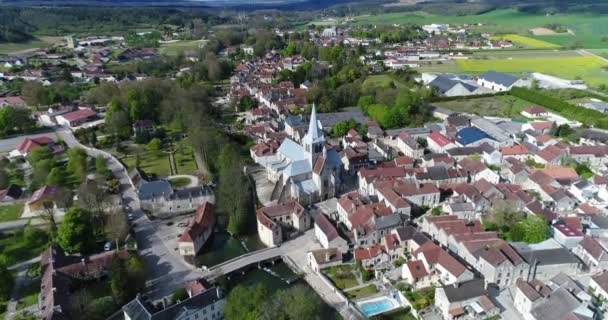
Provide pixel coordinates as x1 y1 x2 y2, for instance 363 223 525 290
510 87 608 129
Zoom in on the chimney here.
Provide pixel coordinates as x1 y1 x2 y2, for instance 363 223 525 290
325 251 331 262
453 282 460 288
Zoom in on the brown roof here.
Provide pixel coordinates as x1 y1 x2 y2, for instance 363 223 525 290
405 260 428 279
478 295 496 312
592 270 608 292
257 201 305 218
313 155 325 175
178 202 215 243
314 214 340 242
354 244 386 261
579 236 608 261
516 278 542 302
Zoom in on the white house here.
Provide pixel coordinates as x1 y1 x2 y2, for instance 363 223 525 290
477 71 529 92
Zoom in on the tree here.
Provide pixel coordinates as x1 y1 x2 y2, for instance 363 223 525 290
147 138 163 152
521 215 548 244
126 255 146 295
0 262 14 300
78 181 110 235
57 207 95 254
110 257 129 303
67 148 88 181
171 288 189 304
0 169 9 189
260 285 324 320
46 167 66 186
95 155 112 180
225 284 269 320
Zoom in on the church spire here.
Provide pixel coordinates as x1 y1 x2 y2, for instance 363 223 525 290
303 102 325 166
307 102 321 142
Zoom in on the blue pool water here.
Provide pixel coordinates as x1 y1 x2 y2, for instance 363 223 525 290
359 298 396 317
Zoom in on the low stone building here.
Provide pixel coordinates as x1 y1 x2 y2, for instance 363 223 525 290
138 180 214 217
256 201 310 247
177 203 215 257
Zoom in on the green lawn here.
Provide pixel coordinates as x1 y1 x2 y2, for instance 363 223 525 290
403 287 435 311
123 150 171 178
159 40 207 55
362 75 410 92
0 228 49 266
169 177 192 189
345 284 378 300
323 265 359 290
0 203 25 222
434 94 533 118
417 60 462 74
456 56 608 87
173 140 197 175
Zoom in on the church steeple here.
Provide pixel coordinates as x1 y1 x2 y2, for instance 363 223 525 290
302 103 325 166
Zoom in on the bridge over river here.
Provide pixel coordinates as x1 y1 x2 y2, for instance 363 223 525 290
200 247 286 280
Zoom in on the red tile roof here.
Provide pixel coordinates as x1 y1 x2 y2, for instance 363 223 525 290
405 260 428 279
178 203 215 243
354 244 386 261
523 106 546 115
16 136 54 153
428 131 452 147
61 108 97 122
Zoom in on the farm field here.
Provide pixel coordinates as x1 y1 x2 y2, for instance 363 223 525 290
159 39 206 55
469 49 583 59
456 56 608 86
347 9 608 49
0 39 49 54
433 95 534 118
362 74 411 91
490 34 559 49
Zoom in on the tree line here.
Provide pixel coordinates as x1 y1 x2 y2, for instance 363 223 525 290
510 87 608 129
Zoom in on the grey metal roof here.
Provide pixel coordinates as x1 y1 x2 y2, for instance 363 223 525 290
123 287 225 320
590 215 608 229
375 214 402 230
277 138 307 162
479 71 520 87
530 287 582 320
517 248 580 266
429 75 476 94
441 279 487 302
138 180 172 200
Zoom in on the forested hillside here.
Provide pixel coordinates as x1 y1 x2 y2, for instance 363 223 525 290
0 7 224 43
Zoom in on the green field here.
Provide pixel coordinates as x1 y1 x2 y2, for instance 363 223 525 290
470 49 582 59
456 56 608 86
434 95 534 118
346 9 608 49
0 40 49 54
490 34 560 49
159 40 206 55
362 74 410 91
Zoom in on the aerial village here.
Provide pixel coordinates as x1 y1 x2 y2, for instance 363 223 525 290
1 17 608 320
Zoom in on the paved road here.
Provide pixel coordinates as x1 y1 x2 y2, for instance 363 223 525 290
56 128 203 301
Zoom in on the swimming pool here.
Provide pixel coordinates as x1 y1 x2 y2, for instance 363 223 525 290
357 296 400 317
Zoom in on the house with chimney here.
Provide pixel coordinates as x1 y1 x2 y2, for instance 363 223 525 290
434 279 499 320
256 201 309 247
513 274 595 320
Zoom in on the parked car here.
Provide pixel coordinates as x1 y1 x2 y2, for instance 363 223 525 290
104 241 113 251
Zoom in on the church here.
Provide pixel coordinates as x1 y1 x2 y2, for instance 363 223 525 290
260 104 342 204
